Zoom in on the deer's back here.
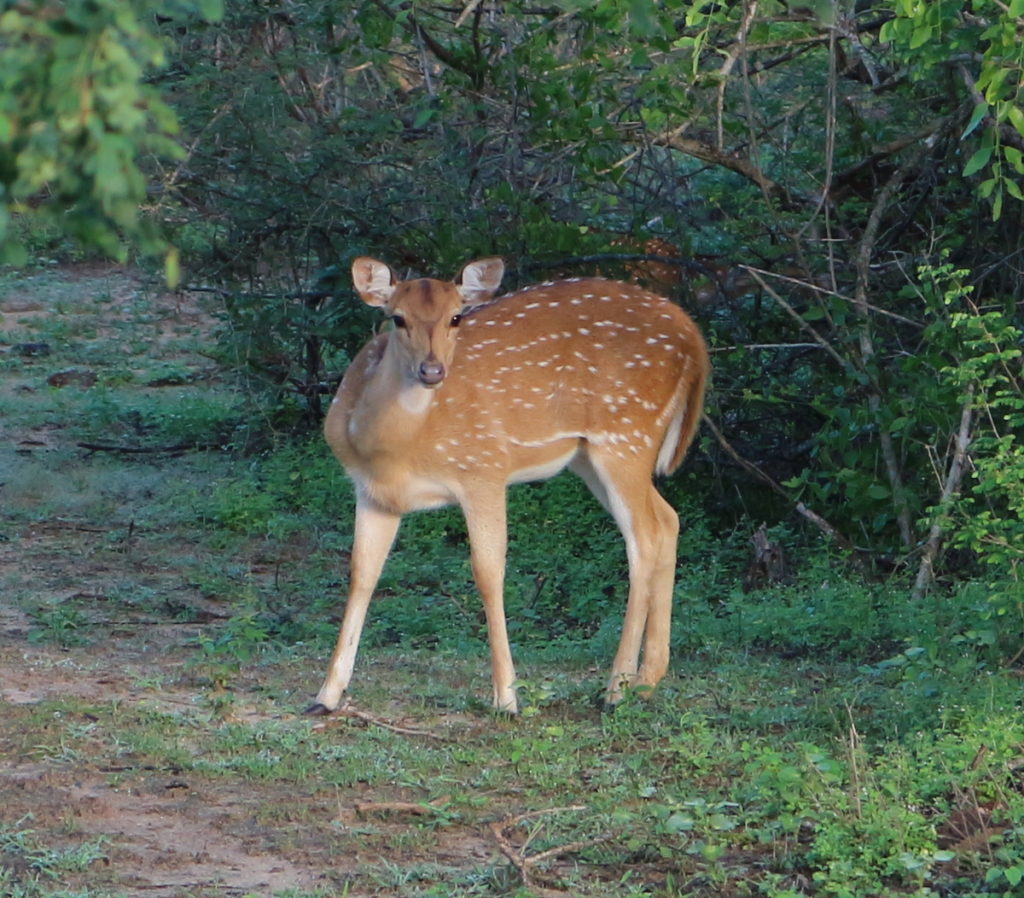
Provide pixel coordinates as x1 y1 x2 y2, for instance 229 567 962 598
446 278 705 441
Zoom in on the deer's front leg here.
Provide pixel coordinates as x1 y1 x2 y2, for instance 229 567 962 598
463 496 517 713
308 498 401 714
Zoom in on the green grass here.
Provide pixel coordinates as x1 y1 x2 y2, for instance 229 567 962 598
1 265 1022 898
6 668 1022 896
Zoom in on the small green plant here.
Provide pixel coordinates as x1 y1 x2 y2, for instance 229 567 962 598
27 605 89 648
943 285 1024 656
194 607 274 664
0 816 108 883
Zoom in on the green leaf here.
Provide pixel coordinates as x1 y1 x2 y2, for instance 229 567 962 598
1008 104 1024 139
412 107 435 128
909 23 932 49
983 67 1011 104
664 812 693 834
963 146 992 177
627 0 659 37
0 9 25 31
199 0 225 20
960 103 988 141
165 246 181 289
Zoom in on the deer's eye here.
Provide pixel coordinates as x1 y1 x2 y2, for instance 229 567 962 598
389 314 407 329
450 314 463 327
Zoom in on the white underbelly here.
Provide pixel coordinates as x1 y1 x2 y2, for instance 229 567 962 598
508 447 578 485
353 471 456 514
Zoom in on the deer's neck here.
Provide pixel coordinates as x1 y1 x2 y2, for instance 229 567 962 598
347 345 439 457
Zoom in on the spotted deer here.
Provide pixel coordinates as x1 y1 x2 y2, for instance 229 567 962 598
307 257 710 715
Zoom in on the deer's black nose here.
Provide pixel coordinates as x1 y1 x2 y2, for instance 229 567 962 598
418 358 445 385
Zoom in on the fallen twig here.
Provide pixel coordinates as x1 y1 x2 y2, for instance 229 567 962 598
313 706 453 741
488 806 615 895
354 799 446 818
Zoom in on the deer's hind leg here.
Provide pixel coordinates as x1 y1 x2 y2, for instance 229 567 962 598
570 452 680 704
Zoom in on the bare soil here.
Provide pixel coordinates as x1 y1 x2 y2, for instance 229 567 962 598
0 598 505 896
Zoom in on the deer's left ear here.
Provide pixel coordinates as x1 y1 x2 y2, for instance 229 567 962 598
457 258 504 305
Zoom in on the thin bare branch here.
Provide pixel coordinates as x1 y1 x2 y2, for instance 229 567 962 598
738 268 850 369
833 117 950 192
717 1 759 149
655 133 804 207
795 502 859 556
711 342 827 352
738 265 924 327
912 386 975 599
853 137 935 549
702 414 863 558
701 413 788 499
454 0 483 28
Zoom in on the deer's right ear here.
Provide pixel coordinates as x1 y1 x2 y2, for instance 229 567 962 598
352 257 396 307
458 258 504 305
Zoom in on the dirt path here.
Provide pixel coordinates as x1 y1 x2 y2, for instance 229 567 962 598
3 760 326 894
0 554 333 896
1 266 345 895
0 545 498 897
